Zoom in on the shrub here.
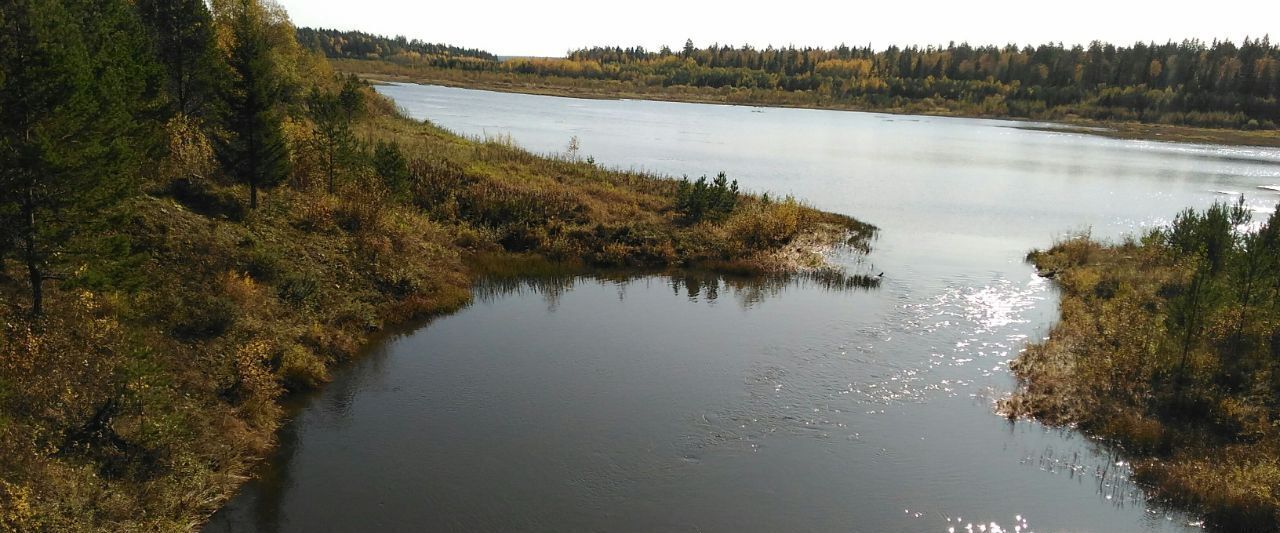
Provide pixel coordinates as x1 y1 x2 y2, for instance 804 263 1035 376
170 294 237 340
277 272 319 307
277 344 328 390
408 156 467 213
0 481 34 530
159 114 217 185
725 198 811 250
335 182 389 233
244 244 284 282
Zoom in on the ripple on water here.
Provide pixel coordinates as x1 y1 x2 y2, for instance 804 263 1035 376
680 271 1052 459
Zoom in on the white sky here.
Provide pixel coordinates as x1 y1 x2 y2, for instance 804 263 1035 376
276 0 1280 58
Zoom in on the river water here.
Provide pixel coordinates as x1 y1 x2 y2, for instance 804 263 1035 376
207 85 1280 532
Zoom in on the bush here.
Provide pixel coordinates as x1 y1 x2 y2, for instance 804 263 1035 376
408 156 467 213
244 244 284 282
170 294 237 340
725 198 811 250
335 182 388 233
277 272 319 307
277 344 328 390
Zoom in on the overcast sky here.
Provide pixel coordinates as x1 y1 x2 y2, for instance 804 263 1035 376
276 0 1279 57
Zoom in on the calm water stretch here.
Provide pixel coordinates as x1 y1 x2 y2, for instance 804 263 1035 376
208 85 1280 532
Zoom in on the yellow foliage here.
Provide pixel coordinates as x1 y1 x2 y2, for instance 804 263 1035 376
0 480 35 532
278 343 328 389
161 114 217 183
234 340 276 396
814 59 873 79
222 270 265 306
724 199 812 250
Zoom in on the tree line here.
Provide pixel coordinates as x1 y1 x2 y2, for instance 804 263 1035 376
296 27 497 69
565 39 1280 128
313 29 1280 129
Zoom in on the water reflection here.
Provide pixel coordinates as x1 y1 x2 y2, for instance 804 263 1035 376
206 267 1199 533
474 267 881 311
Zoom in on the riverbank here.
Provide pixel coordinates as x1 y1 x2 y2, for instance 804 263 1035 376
0 84 875 530
1001 215 1280 531
334 60 1280 149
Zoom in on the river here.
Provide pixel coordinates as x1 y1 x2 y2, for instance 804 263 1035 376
207 84 1280 532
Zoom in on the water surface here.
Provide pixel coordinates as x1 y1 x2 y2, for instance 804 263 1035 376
208 85 1280 532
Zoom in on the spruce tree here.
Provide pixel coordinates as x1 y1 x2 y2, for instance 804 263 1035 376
0 0 153 315
219 0 290 209
136 0 225 118
372 140 410 196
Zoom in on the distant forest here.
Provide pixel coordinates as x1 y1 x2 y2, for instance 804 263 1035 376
303 28 1280 130
296 27 496 66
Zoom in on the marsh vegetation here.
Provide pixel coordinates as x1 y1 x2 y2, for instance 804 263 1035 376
1006 200 1280 530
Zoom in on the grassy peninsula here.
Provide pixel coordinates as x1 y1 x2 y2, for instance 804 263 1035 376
304 28 1280 147
0 1 874 530
1003 201 1280 531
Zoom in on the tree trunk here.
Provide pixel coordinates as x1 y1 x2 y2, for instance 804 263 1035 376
22 187 42 316
249 131 259 209
326 138 336 194
26 253 42 317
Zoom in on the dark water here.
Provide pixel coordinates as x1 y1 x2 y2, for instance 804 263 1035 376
208 85 1280 532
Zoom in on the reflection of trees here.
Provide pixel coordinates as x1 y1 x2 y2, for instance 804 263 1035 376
473 273 580 311
212 266 880 530
473 267 880 311
669 268 879 308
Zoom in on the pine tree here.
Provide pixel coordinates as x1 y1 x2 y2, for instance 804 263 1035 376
0 0 154 315
219 0 290 209
306 85 355 194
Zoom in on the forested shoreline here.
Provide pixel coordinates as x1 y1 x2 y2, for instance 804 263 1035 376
0 2 875 530
300 28 1280 132
1005 201 1280 531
